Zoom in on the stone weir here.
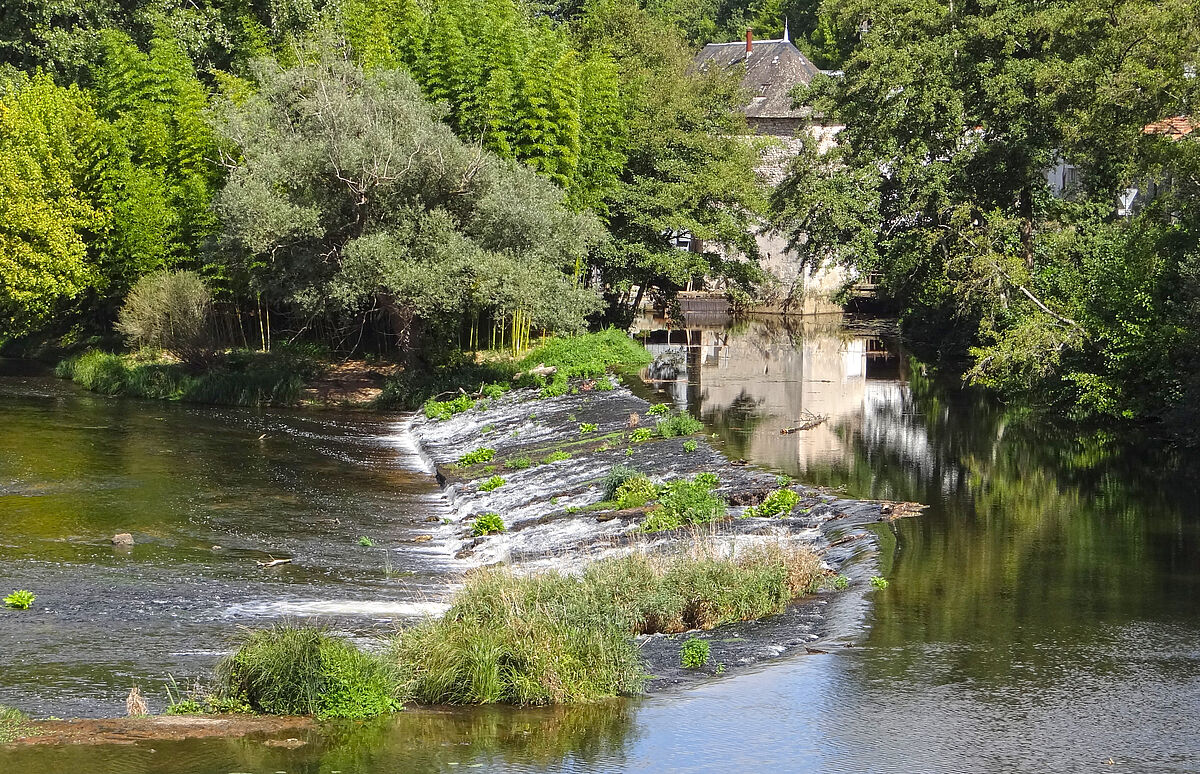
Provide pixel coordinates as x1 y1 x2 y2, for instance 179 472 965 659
406 375 922 682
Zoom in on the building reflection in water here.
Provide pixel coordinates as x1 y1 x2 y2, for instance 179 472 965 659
634 313 904 474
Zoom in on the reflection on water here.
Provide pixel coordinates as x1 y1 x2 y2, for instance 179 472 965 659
5 316 1200 773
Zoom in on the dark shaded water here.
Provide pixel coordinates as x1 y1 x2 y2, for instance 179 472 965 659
4 316 1200 772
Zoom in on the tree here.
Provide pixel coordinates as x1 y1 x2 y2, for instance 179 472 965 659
211 46 603 356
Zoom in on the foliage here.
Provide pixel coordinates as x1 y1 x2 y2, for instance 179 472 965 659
602 464 640 499
507 456 532 470
870 576 889 590
458 448 497 466
831 575 850 591
472 513 507 536
479 475 506 491
390 540 823 704
679 638 710 669
115 271 212 366
641 474 725 532
579 422 598 434
646 403 670 416
630 428 653 443
0 705 30 744
358 536 376 547
682 439 698 453
743 488 800 518
424 395 476 420
654 411 703 438
544 451 572 463
614 476 659 509
216 624 401 719
3 590 36 609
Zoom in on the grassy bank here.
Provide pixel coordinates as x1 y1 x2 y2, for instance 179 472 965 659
55 348 322 407
378 328 652 411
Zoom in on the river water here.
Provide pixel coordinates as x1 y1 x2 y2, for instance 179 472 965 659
2 316 1199 773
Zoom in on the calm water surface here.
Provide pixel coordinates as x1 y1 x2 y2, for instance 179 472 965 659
2 316 1198 773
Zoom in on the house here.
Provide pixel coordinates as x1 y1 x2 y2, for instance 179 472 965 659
684 28 847 315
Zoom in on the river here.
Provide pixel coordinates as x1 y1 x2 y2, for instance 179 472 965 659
2 316 1198 773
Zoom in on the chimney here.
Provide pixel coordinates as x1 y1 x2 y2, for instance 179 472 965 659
745 27 753 53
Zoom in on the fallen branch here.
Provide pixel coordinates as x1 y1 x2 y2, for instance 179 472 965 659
780 412 829 434
256 557 293 568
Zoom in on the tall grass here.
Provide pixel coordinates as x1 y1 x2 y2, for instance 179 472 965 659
0 705 29 743
216 624 401 719
56 349 314 407
391 540 826 705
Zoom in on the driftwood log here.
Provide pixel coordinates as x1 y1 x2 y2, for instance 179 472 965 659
256 557 293 568
780 411 829 434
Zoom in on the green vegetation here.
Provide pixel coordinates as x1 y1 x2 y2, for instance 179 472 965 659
646 403 670 417
479 475 506 492
579 422 599 434
544 451 572 464
458 448 497 466
630 428 653 443
870 576 889 590
641 474 726 533
655 412 704 438
507 456 532 470
831 575 850 591
424 395 477 421
216 625 401 719
743 489 801 518
471 513 507 536
0 706 30 744
3 590 35 610
683 440 699 453
358 536 376 547
777 0 1200 436
614 476 659 509
680 638 710 669
391 541 825 704
602 464 641 499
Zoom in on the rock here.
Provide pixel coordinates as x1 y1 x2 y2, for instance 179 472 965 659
211 545 222 551
111 533 135 546
411 534 433 543
455 548 475 559
423 515 441 523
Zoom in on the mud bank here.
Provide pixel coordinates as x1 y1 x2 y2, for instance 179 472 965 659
407 376 923 680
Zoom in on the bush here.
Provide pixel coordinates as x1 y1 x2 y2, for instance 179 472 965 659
602 464 641 499
479 475 506 491
358 536 375 547
579 422 598 434
646 403 670 416
518 329 651 381
3 590 35 609
472 513 506 536
216 625 400 719
630 428 653 443
458 447 496 466
614 476 659 509
641 475 725 533
743 489 800 518
655 412 703 438
870 576 889 589
680 638 710 669
116 271 213 366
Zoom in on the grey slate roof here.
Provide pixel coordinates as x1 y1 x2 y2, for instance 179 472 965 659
693 40 822 119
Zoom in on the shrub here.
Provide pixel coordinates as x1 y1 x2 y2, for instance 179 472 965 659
680 638 710 669
517 329 652 381
506 456 532 470
683 439 698 453
543 451 571 463
830 575 850 590
579 422 598 434
743 489 800 518
481 383 507 399
216 625 400 719
116 270 212 366
358 536 375 547
165 698 205 715
615 476 659 509
424 394 475 420
458 447 496 466
870 576 889 589
655 412 703 438
646 403 670 417
602 464 641 499
479 475 505 491
641 475 726 533
472 513 506 536
630 428 653 443
4 590 35 609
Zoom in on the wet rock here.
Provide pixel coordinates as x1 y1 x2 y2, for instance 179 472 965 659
424 515 441 523
596 507 646 523
111 533 134 546
263 737 306 749
455 548 475 559
726 487 773 506
411 534 433 543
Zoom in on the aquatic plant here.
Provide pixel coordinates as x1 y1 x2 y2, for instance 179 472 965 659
646 403 670 417
870 576 889 589
630 428 653 443
390 540 824 705
655 412 703 438
507 456 532 470
579 422 598 434
0 705 30 744
479 475 506 491
472 513 506 536
216 624 400 719
743 489 800 518
165 698 205 715
483 465 496 474
4 590 35 609
424 394 475 420
775 475 790 487
543 451 571 463
680 638 710 669
458 447 496 466
615 476 659 509
603 464 641 499
641 475 725 533
683 440 698 453
625 447 634 457
831 575 850 590
358 536 375 547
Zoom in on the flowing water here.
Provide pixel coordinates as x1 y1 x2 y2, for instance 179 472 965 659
2 316 1199 773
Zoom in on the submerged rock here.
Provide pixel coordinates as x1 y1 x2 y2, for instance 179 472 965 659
111 533 134 546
